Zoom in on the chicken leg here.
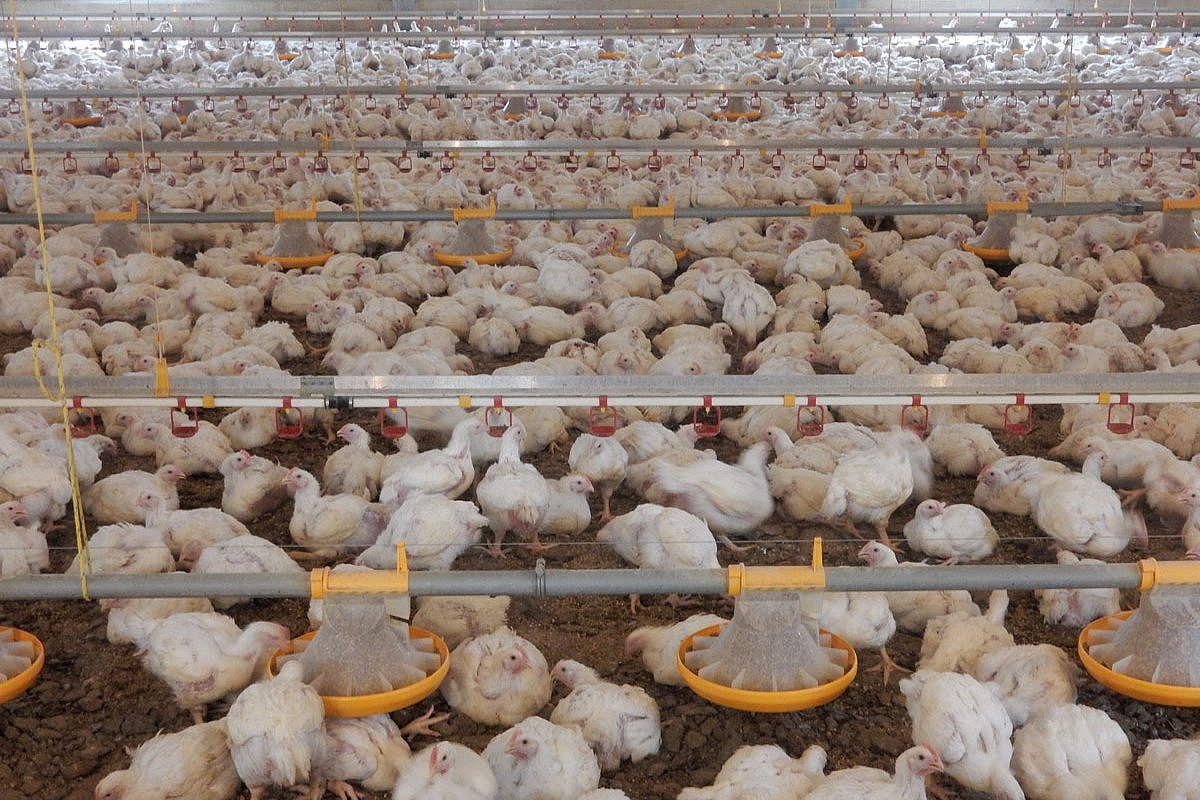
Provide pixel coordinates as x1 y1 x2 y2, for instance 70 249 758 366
862 646 911 685
326 780 360 800
400 704 450 738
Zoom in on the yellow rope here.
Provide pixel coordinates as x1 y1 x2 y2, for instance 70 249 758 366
7 0 92 598
335 1 368 234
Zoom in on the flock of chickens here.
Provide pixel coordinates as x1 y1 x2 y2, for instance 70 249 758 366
0 17 1198 800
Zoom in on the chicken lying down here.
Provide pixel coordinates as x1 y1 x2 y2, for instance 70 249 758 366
1140 737 1200 800
139 491 248 556
541 473 594 537
131 611 291 725
1012 704 1131 800
972 644 1079 727
182 534 306 608
92 719 240 800
390 742 498 800
918 590 1013 674
483 716 601 800
441 626 552 726
677 743 827 800
857 541 980 634
83 464 184 524
1024 450 1146 557
283 467 391 559
549 659 661 772
804 744 946 800
320 714 412 800
974 455 1070 517
624 613 728 687
227 659 327 800
901 670 1025 800
0 500 47 577
356 492 489 572
1035 550 1122 627
66 522 174 575
218 449 289 522
378 416 480 506
902 498 997 564
410 595 510 650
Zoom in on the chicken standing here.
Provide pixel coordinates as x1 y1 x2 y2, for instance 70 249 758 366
324 423 385 499
567 433 629 521
1024 451 1145 556
390 742 498 800
549 659 661 772
821 433 916 545
441 626 552 726
901 670 1025 800
819 589 902 683
357 493 489 571
93 719 240 800
226 659 327 800
1011 704 1131 800
482 716 601 800
321 714 413 800
902 499 998 564
476 425 551 556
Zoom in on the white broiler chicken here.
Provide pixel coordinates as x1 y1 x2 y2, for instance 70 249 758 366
902 499 998 564
819 588 902 683
140 419 233 476
378 416 480 506
475 425 551 556
483 716 601 800
441 626 552 726
821 433 916 545
1025 451 1145 556
219 449 290 522
598 503 721 612
972 644 1079 727
542 474 594 538
320 714 412 800
974 456 1070 517
357 493 489 571
549 659 661 772
130 611 291 724
1140 737 1200 800
0 501 46 577
804 745 945 800
226 659 326 800
324 423 385 499
919 590 1014 674
67 522 173 575
567 433 628 521
83 464 184 524
182 534 306 608
858 541 980 634
283 467 391 559
923 422 1005 476
1012 704 1131 800
411 595 510 650
901 670 1025 800
390 742 498 800
1034 550 1122 627
677 743 827 800
139 491 248 556
92 719 240 800
102 593 215 646
639 442 773 540
624 613 728 686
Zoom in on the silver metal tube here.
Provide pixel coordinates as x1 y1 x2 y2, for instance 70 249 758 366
0 563 1153 601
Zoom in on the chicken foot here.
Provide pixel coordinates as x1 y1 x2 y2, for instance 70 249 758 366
400 704 450 738
325 780 360 800
718 535 753 554
862 645 911 685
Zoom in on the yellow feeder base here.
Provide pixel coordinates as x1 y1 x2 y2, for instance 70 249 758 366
845 239 866 260
1095 48 1112 55
1131 233 1200 253
502 113 524 121
833 50 865 58
612 245 688 263
927 111 967 119
712 111 762 122
676 624 858 713
270 627 450 717
598 52 625 59
433 248 512 268
427 52 455 60
278 52 298 61
254 251 335 268
961 241 1013 263
1078 612 1200 707
1157 47 1175 55
0 627 44 705
754 51 784 59
63 116 102 128
1011 48 1026 55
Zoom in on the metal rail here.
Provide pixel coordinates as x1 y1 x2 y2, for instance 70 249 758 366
3 373 1198 410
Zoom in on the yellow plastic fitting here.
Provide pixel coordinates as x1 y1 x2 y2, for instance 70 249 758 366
810 200 852 218
1137 557 1200 591
310 543 409 599
1079 612 1200 707
93 201 137 224
1162 196 1200 212
727 538 825 596
453 194 497 223
274 199 319 224
153 357 170 398
985 194 1030 215
631 197 676 220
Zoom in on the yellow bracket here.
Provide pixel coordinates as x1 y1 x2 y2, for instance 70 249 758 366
631 196 676 219
320 133 330 151
200 395 215 409
1097 391 1111 404
979 131 988 150
1137 558 1200 591
153 357 170 398
93 200 137 224
782 393 796 407
986 193 1030 215
274 199 319 224
458 395 472 408
810 200 852 217
727 538 825 595
311 543 409 599
1162 196 1200 212
453 194 496 223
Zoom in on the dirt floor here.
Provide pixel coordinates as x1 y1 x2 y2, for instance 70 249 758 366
0 258 1199 799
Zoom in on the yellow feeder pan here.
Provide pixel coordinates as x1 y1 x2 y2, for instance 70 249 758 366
278 52 298 61
1095 48 1112 55
0 627 44 705
712 110 762 122
270 626 450 717
833 51 865 58
961 241 1012 262
432 247 512 268
677 624 857 713
755 51 784 59
1078 612 1200 707
927 110 967 119
253 251 334 268
598 52 625 59
1157 47 1175 55
845 239 866 260
612 244 689 263
63 116 102 127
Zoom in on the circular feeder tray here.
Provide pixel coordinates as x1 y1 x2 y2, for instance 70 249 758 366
711 111 762 122
598 52 625 60
676 624 857 713
961 241 1014 263
432 248 512 268
253 251 334 268
1131 233 1200 253
1095 48 1112 55
927 111 967 119
0 627 44 705
63 116 102 128
278 52 298 61
612 244 689 263
1157 47 1175 55
845 239 866 260
427 52 455 60
270 626 450 717
1078 611 1200 707
754 51 784 59
502 113 524 121
833 50 865 58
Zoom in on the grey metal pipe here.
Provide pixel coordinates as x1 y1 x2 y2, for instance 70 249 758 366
0 563 1161 601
